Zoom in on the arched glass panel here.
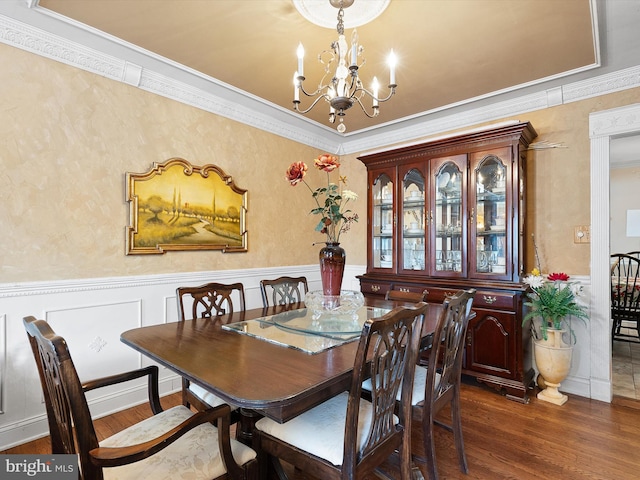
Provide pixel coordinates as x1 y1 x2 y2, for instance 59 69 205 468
373 173 393 269
434 162 463 273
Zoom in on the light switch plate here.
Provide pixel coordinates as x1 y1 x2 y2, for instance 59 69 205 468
574 225 590 243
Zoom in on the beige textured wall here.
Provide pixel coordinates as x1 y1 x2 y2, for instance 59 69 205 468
0 43 344 282
2 42 640 282
610 166 640 254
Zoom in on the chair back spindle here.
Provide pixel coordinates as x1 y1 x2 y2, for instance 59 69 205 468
260 276 308 307
177 282 246 321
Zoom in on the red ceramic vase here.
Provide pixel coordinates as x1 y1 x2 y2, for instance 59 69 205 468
319 242 346 297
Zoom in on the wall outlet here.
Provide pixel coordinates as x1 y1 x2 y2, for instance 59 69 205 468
574 225 590 243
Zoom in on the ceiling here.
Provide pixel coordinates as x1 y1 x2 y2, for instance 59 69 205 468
36 0 598 135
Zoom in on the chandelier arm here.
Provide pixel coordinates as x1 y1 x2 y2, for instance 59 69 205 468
293 94 331 114
375 86 397 103
350 85 397 104
351 95 379 119
297 79 329 98
354 85 396 103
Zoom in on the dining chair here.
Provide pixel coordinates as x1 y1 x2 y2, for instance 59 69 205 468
259 276 308 307
176 282 246 414
610 254 640 343
385 288 428 303
23 316 258 480
362 288 475 480
254 302 427 480
410 289 475 480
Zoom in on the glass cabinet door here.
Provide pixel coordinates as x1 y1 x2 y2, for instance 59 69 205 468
372 172 394 270
472 152 509 277
431 156 466 277
400 166 426 272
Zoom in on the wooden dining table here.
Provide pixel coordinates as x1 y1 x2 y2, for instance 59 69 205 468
120 297 442 445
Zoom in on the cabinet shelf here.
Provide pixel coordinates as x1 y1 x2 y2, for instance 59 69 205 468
478 192 505 201
403 200 425 207
435 199 462 206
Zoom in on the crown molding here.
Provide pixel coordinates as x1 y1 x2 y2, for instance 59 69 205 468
1 4 639 155
0 11 342 153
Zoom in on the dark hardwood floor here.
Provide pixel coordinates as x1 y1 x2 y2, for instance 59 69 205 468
3 380 640 479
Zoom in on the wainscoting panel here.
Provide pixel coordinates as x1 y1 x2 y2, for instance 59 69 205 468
47 300 144 405
2 266 595 450
0 264 364 450
0 313 5 415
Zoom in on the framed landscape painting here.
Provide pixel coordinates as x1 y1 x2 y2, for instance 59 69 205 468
126 158 247 254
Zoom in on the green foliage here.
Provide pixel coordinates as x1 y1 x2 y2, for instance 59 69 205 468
309 183 357 242
523 281 589 342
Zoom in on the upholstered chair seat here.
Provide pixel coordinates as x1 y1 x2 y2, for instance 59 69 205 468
255 391 395 466
100 405 256 479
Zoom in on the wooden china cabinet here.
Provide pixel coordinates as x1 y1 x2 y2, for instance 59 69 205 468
358 122 537 403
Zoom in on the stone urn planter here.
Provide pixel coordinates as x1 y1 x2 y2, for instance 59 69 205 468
523 269 590 406
533 328 572 405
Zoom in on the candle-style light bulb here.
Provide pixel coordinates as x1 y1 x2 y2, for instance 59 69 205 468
388 49 397 86
350 30 359 67
297 43 304 78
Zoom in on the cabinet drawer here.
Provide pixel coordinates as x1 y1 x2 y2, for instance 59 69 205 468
360 280 391 297
473 291 516 310
389 284 431 298
392 284 516 310
392 285 450 303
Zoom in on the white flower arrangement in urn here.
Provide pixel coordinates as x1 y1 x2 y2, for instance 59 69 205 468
521 235 589 405
522 269 589 343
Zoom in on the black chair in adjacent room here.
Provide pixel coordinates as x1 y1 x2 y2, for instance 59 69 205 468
611 254 640 343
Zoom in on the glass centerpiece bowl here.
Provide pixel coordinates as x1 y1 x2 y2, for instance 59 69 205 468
305 290 365 318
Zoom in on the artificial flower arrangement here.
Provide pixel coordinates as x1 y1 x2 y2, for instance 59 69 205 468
285 154 359 243
522 268 589 342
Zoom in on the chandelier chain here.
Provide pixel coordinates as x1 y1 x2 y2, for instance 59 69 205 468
336 6 345 35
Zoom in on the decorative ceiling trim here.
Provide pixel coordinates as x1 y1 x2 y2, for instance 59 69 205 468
1 6 639 156
343 64 640 155
0 12 342 153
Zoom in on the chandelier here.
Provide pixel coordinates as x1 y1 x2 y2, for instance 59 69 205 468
293 0 397 133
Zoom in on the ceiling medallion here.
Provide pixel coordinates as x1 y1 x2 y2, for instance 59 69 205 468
292 0 396 133
293 0 390 29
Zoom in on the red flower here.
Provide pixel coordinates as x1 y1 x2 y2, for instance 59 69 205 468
547 272 570 281
314 154 340 172
285 161 308 186
284 154 358 243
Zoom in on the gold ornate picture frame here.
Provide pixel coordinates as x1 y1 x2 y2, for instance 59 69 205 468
126 158 247 254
